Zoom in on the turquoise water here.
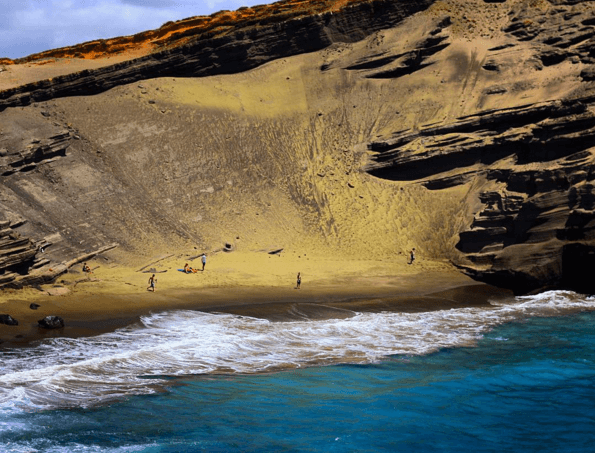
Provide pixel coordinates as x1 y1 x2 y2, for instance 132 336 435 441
2 291 595 452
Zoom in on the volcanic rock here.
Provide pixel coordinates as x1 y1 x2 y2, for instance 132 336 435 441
38 316 65 329
0 314 18 326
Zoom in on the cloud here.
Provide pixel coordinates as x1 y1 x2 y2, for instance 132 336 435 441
0 0 265 59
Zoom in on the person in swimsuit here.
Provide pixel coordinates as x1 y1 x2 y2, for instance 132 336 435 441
147 274 157 291
296 272 301 289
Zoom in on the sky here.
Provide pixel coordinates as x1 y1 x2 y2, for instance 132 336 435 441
0 0 269 60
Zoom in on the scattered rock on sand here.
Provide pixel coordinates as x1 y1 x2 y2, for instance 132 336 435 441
38 316 65 329
0 314 19 326
30 303 40 310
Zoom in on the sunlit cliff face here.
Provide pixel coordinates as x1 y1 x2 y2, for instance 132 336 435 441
1 0 595 294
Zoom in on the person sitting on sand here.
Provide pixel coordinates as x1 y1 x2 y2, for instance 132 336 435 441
296 272 301 289
82 262 92 274
183 263 197 274
147 274 157 292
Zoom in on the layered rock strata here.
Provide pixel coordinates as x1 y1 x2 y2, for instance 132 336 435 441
0 220 38 286
366 97 595 294
0 130 73 287
364 0 595 294
1 0 595 295
0 0 433 111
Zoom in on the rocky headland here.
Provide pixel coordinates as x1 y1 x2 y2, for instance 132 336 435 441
1 0 595 296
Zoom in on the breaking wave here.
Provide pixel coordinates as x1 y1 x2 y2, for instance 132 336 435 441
1 290 593 411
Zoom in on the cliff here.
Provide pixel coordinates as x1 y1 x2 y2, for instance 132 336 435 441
0 0 432 111
1 0 595 294
364 0 595 293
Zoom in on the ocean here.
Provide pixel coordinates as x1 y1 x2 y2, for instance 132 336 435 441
1 290 595 452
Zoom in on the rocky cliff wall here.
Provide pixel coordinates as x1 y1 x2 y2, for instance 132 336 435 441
364 0 595 294
2 0 595 295
0 0 433 111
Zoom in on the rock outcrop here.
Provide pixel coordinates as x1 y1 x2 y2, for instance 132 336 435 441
1 130 72 177
0 220 38 286
38 316 64 329
0 314 19 326
367 97 595 294
364 0 595 294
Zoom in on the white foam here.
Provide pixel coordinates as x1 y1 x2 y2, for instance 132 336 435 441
0 443 154 453
0 290 593 411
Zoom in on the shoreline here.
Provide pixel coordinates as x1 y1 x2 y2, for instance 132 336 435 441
0 276 514 349
0 252 515 348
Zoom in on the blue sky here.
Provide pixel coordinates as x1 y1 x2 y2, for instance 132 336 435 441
0 0 269 59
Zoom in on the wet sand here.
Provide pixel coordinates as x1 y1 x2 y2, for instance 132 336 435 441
0 252 512 349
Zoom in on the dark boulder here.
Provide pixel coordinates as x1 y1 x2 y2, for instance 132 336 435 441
30 303 40 310
38 316 65 329
0 314 19 326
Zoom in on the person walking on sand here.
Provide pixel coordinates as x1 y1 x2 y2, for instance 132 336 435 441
409 248 416 265
147 274 157 292
201 253 207 271
296 272 301 289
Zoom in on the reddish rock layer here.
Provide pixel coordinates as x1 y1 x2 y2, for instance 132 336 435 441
0 0 433 111
2 0 367 64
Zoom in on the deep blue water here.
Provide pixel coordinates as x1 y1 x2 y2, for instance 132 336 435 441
2 308 595 452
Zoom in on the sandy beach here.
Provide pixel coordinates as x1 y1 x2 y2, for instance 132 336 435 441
0 251 514 348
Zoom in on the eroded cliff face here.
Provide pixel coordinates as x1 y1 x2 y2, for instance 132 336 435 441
0 0 433 110
1 0 594 294
364 0 595 293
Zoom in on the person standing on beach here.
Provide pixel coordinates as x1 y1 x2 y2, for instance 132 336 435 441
296 272 301 289
201 253 207 271
147 274 157 292
409 248 416 265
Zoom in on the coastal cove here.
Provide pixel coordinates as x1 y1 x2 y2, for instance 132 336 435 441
3 250 595 452
2 0 595 448
1 252 501 347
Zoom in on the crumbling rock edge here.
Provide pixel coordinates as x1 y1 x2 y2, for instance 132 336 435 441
366 95 595 295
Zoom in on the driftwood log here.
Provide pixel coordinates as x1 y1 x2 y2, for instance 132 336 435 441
2 243 118 289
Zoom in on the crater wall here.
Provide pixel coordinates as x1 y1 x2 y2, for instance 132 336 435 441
2 0 595 294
